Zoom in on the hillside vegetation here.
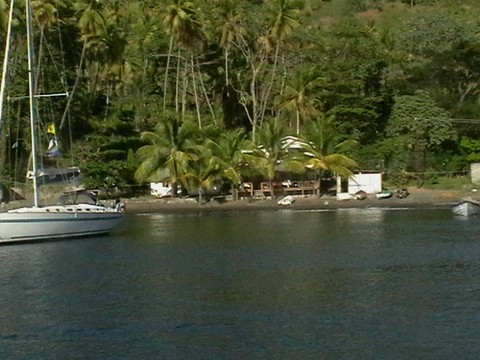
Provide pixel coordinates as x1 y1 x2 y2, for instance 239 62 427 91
1 0 480 195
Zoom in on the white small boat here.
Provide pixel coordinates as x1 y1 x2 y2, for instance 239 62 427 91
337 192 353 201
452 200 479 216
376 190 393 199
354 190 367 200
278 195 295 206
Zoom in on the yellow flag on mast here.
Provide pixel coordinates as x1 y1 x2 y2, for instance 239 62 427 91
47 123 56 135
46 123 60 157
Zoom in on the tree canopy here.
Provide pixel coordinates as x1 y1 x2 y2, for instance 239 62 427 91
1 0 479 194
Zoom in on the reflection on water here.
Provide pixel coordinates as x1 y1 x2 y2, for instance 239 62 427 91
1 208 480 359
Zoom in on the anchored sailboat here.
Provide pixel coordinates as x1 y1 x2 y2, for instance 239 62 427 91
0 0 123 244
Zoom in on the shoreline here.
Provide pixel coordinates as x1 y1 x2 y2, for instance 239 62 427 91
124 187 466 214
0 187 469 214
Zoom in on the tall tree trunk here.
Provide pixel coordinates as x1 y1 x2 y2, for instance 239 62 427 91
0 119 6 201
260 43 280 122
280 54 287 95
196 57 216 124
296 107 300 135
175 50 181 113
269 179 275 199
225 48 230 89
181 58 188 120
316 171 322 197
191 56 201 129
250 65 259 141
163 37 174 116
60 38 87 130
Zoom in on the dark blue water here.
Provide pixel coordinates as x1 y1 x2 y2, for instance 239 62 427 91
1 208 479 359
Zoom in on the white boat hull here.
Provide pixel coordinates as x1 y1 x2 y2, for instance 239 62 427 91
0 205 122 243
452 201 479 217
278 195 295 206
376 191 393 199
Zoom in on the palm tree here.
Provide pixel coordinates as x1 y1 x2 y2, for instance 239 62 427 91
74 0 105 38
0 0 9 35
33 0 64 29
183 145 221 204
59 0 106 130
161 0 201 117
213 0 245 90
261 0 301 121
85 19 129 116
135 115 198 195
267 0 300 46
231 1 301 142
203 128 251 200
245 119 287 199
32 0 65 83
299 116 358 196
276 67 322 134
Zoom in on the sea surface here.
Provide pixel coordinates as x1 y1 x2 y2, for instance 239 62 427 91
1 208 479 359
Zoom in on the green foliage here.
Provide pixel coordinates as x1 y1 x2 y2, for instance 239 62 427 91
421 175 472 190
315 19 394 143
203 128 250 187
135 116 200 186
70 111 142 191
460 137 480 164
275 67 322 134
384 90 457 174
459 137 480 154
81 158 136 192
300 116 358 177
249 119 289 182
5 0 480 195
387 91 456 149
394 12 466 56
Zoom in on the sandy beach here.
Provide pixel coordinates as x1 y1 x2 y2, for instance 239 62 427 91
124 187 469 214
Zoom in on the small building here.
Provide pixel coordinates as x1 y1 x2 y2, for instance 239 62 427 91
471 163 480 184
347 173 382 194
150 181 173 197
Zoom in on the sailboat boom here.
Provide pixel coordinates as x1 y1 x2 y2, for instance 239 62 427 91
8 92 69 101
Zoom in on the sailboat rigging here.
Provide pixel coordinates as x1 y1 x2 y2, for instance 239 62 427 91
0 0 123 244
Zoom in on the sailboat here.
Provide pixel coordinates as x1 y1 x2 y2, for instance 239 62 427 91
0 0 123 244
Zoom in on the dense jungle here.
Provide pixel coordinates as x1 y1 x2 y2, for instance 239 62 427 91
1 0 480 197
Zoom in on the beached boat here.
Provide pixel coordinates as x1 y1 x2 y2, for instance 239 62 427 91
395 188 409 199
0 0 123 244
354 190 367 200
451 200 479 217
376 190 393 199
278 195 295 206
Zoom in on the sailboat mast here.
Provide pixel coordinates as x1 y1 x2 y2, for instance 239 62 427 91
0 0 15 195
0 0 15 128
26 0 40 207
